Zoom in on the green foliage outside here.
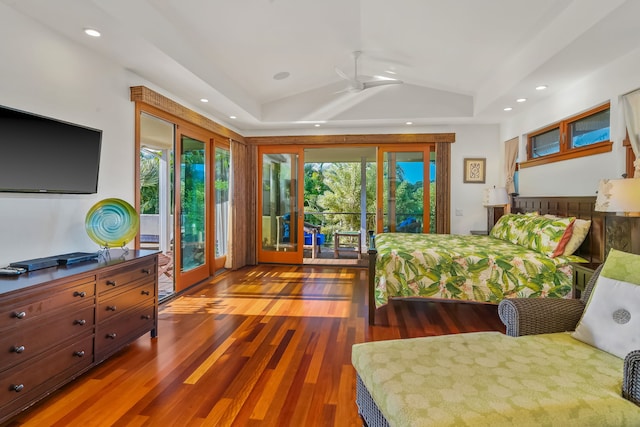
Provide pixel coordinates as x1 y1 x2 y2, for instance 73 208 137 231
181 147 205 240
140 147 229 215
140 151 160 214
310 162 377 238
304 162 436 241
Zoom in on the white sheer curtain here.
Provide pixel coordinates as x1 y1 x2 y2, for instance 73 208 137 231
504 137 519 194
622 88 640 176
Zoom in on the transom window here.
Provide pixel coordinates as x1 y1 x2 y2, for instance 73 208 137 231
521 103 612 168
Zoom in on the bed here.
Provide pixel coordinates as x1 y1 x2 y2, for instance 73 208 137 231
367 196 604 325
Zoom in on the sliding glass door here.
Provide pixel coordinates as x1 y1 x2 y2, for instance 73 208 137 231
214 144 230 269
174 128 210 291
257 146 304 264
377 145 435 234
138 112 175 300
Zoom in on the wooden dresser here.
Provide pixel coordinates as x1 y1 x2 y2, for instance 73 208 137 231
0 250 158 423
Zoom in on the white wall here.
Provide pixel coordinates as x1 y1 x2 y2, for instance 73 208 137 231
500 47 640 196
448 125 502 234
0 5 137 266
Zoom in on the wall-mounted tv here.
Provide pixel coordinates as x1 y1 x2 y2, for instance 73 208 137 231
0 105 102 194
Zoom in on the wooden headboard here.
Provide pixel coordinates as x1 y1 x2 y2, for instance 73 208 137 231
512 196 604 264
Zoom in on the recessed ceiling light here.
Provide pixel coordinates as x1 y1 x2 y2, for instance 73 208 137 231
314 124 321 127
535 85 548 91
503 107 513 111
273 71 290 80
405 121 413 125
84 28 101 37
200 98 209 103
229 115 237 119
516 98 527 103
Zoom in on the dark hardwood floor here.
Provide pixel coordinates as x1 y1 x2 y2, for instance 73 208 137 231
3 265 505 426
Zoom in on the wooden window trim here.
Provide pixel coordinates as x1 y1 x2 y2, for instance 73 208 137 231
520 140 612 169
524 102 611 167
623 130 636 178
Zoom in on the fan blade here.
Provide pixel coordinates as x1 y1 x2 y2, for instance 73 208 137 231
361 79 403 90
335 67 352 82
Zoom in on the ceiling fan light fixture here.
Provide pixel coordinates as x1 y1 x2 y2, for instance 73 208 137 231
84 28 101 37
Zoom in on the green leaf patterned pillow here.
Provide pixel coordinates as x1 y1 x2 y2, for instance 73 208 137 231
514 215 575 257
490 213 574 257
489 213 537 244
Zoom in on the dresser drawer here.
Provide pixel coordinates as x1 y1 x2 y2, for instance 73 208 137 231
96 280 155 323
0 278 95 331
96 259 155 296
95 302 155 362
0 333 94 411
0 302 94 371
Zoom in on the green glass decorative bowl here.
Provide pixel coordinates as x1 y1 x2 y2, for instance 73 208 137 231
85 198 139 247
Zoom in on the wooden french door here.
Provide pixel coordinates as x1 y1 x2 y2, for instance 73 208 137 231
376 144 435 234
257 146 304 264
174 126 211 290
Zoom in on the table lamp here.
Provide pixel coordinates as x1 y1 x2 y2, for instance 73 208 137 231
483 186 509 232
595 178 640 254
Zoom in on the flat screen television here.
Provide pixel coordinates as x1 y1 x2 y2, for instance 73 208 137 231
0 105 102 194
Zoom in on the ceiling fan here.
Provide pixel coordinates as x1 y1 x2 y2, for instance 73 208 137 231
335 51 403 93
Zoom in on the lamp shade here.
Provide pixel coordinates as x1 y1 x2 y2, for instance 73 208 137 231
595 178 640 215
483 187 509 206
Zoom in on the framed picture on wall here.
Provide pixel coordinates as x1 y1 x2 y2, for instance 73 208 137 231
463 158 486 183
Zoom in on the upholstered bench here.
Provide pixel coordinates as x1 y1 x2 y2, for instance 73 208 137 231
353 250 640 426
353 332 639 426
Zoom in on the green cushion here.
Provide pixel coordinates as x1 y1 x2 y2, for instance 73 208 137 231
352 332 640 426
601 248 640 284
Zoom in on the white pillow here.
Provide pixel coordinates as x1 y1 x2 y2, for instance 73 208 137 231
563 219 591 256
572 275 640 358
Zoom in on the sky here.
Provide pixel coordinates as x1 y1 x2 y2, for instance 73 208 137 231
399 161 436 183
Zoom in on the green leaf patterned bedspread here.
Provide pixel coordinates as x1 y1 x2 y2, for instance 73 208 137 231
352 332 640 426
374 233 579 308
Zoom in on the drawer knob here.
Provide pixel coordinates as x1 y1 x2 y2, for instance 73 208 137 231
141 314 151 320
106 333 117 339
73 350 85 357
106 280 117 286
106 305 117 311
74 319 87 326
142 269 151 275
11 345 25 354
74 291 87 298
10 384 24 393
141 290 150 296
13 311 26 319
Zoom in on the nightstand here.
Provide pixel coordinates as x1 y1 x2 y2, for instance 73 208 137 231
470 230 488 235
571 263 600 298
